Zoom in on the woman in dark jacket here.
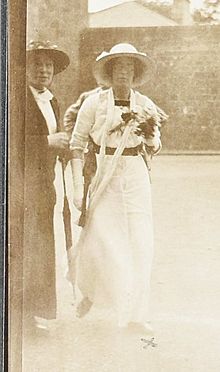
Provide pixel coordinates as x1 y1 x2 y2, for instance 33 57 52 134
24 40 70 331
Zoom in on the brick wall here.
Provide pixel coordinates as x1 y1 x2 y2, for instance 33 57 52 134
78 26 220 153
27 3 220 153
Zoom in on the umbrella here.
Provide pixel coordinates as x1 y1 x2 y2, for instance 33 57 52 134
60 144 97 296
60 159 78 298
78 141 97 227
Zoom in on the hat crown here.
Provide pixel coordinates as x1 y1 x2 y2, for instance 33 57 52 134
27 40 58 51
109 43 139 55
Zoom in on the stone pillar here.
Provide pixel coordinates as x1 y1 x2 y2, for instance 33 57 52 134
8 1 27 371
27 0 89 116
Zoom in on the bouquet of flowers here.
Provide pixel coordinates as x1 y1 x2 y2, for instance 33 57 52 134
109 104 168 138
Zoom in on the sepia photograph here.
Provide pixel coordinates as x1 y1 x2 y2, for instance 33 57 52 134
8 0 220 371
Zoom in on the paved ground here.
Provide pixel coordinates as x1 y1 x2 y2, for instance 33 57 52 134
22 156 220 372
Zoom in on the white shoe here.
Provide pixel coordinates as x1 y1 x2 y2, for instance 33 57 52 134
34 316 58 331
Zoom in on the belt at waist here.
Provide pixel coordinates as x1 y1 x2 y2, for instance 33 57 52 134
92 142 142 156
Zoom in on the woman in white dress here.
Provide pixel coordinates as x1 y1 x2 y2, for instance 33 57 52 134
70 43 165 332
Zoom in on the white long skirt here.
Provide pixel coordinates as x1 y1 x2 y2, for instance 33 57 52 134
77 154 154 326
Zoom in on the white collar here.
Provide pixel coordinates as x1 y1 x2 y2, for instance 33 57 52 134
30 86 54 102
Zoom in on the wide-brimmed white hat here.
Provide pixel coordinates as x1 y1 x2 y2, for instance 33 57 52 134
93 43 155 87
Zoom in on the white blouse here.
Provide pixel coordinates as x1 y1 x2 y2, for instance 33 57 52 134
70 88 161 151
30 86 57 134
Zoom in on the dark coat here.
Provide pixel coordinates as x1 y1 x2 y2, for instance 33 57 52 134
23 87 61 320
24 87 61 208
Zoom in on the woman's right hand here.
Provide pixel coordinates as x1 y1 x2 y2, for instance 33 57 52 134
47 132 69 149
73 184 84 211
71 157 84 210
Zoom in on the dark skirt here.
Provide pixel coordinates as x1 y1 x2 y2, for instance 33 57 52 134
23 187 56 320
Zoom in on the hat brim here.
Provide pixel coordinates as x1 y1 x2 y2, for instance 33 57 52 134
26 48 70 75
93 52 156 88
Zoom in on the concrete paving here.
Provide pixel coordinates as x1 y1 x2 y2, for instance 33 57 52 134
22 156 220 372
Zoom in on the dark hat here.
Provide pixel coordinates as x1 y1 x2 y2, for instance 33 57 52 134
26 40 70 74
